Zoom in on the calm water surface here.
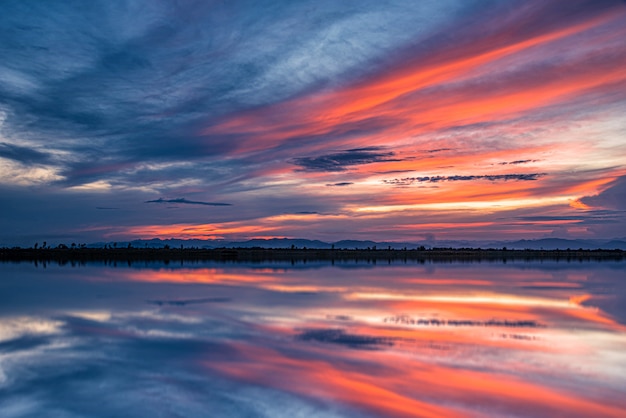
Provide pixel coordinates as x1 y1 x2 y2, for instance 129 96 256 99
1 260 625 417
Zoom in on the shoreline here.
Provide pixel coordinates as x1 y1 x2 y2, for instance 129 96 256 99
1 247 624 263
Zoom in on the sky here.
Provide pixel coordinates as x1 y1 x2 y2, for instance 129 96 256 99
1 0 626 246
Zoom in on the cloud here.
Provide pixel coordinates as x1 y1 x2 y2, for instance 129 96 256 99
514 212 623 225
498 160 538 165
145 198 232 207
326 182 354 187
383 173 546 186
147 298 231 306
326 315 353 321
580 175 626 210
292 147 401 172
515 215 581 222
0 0 469 189
0 142 51 165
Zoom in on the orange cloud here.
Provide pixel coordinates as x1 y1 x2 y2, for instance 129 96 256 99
202 9 626 157
123 222 280 240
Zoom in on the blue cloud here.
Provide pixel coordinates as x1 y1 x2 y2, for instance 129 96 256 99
0 142 51 164
0 0 470 173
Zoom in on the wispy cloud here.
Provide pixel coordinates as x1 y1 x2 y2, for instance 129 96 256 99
1 0 626 243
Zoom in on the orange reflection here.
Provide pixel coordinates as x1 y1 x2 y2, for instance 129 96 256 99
206 343 467 418
205 339 626 418
124 268 279 287
570 294 593 305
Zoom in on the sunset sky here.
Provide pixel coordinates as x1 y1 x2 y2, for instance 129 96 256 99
1 0 626 245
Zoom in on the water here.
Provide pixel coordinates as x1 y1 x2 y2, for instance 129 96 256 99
1 260 625 417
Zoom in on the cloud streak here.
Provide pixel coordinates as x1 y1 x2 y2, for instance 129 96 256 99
145 198 232 207
292 148 401 172
383 173 547 186
326 182 354 187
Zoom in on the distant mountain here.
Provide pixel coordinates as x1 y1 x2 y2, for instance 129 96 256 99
231 238 329 249
89 238 215 249
85 237 626 250
488 238 626 250
605 240 626 250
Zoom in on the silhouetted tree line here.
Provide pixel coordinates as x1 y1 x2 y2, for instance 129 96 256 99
0 245 624 264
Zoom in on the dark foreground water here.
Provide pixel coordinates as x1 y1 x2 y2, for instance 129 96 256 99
1 260 625 417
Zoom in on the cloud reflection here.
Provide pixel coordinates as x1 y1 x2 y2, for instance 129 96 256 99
1 260 625 417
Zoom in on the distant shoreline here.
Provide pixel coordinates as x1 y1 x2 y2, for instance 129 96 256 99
1 247 624 263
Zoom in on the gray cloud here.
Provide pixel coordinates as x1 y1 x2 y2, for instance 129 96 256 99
383 173 546 186
514 211 625 226
293 147 401 172
498 160 537 165
145 198 232 206
580 176 626 210
0 142 51 165
326 182 354 187
147 297 231 306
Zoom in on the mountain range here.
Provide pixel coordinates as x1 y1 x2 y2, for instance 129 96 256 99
88 237 626 250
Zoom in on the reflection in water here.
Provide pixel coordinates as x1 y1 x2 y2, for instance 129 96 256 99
0 260 625 417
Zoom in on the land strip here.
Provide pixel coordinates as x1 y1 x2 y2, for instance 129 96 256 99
1 247 624 263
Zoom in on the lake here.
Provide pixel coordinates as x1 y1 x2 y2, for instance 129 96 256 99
1 260 625 417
